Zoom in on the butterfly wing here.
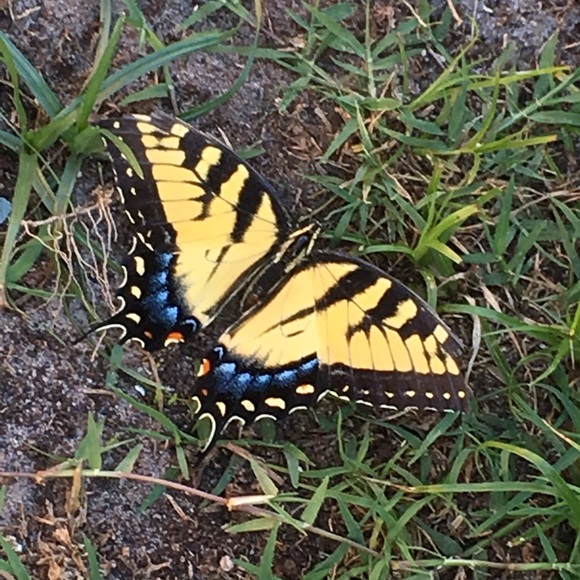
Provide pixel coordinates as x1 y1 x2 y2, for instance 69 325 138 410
94 113 290 350
193 253 466 451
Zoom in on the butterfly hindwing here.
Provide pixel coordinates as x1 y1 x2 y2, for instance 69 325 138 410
193 253 465 451
94 113 290 350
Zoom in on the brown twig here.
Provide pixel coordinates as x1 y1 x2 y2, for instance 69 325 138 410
446 0 463 25
0 468 381 558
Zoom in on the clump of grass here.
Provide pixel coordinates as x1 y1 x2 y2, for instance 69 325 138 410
222 1 580 575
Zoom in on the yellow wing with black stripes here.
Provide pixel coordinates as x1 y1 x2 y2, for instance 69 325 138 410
92 113 290 350
193 253 466 452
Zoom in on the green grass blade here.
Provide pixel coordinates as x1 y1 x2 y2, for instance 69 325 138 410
0 32 61 116
0 536 31 580
76 15 125 130
99 28 237 103
301 477 329 525
0 36 28 132
485 441 580 529
0 130 21 152
0 151 37 307
181 19 259 119
83 534 104 580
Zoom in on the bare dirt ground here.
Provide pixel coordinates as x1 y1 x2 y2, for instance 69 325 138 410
1 0 579 578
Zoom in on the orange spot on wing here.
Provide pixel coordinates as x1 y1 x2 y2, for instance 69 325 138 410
167 331 185 342
197 358 212 378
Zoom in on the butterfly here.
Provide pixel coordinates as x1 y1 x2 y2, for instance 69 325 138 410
92 112 466 454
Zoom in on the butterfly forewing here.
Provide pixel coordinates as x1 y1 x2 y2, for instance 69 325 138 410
94 113 290 350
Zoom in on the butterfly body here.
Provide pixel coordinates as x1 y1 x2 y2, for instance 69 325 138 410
93 112 466 453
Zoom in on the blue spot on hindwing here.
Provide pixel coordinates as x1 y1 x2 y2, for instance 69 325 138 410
150 289 169 305
300 358 318 373
236 358 320 395
270 358 318 389
273 369 298 387
149 270 169 291
139 288 179 326
213 362 237 392
156 252 173 268
161 305 178 324
223 372 253 399
250 374 271 393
